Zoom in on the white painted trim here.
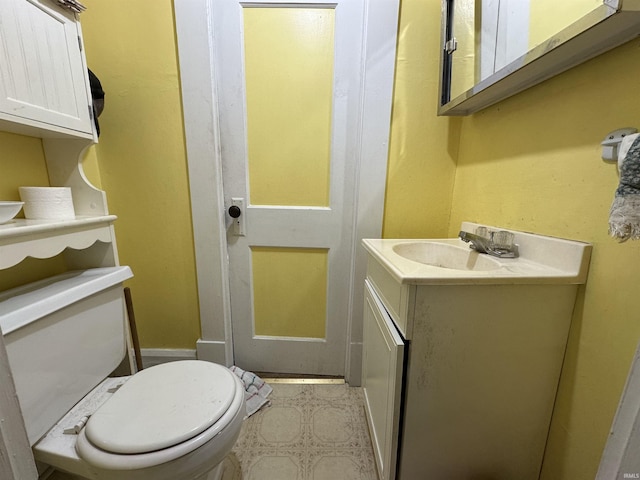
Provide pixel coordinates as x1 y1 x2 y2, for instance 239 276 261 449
196 339 229 366
140 348 197 369
349 341 363 386
346 0 400 385
174 0 234 366
175 0 398 380
596 341 640 478
0 335 38 479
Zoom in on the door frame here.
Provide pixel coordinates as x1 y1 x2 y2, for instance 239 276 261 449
596 338 640 477
174 0 399 383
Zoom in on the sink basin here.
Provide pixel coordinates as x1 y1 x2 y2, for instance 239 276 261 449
392 242 502 271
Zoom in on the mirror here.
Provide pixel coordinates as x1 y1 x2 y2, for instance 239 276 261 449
439 0 640 115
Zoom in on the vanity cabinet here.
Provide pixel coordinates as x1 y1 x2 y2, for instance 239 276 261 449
362 280 404 480
0 0 94 139
362 245 582 480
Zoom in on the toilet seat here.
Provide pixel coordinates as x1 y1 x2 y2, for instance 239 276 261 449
85 360 237 454
75 361 245 471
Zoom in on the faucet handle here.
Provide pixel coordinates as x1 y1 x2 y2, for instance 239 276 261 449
490 230 515 250
475 226 489 238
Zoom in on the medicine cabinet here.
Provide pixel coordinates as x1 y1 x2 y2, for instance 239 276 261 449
439 0 640 116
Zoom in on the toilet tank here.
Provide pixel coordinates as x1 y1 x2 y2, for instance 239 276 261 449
0 266 133 445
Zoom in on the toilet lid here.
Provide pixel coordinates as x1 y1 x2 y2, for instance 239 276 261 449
84 361 238 454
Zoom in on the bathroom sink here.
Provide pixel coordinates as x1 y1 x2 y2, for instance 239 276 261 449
363 222 593 285
392 242 501 271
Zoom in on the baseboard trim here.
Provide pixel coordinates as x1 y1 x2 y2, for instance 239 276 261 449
140 348 197 369
348 341 363 386
196 339 229 365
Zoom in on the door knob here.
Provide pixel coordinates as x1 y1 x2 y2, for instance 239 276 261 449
228 205 241 218
228 198 245 236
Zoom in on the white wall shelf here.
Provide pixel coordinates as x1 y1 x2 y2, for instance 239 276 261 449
0 216 118 270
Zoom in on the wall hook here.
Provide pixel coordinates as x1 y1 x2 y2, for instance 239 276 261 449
602 128 638 162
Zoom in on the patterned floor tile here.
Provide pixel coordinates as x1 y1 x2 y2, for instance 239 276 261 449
47 384 379 480
225 383 379 480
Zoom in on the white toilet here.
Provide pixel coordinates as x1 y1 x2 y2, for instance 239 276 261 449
0 267 245 480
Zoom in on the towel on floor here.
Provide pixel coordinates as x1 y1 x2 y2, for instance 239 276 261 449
609 133 640 242
229 366 273 417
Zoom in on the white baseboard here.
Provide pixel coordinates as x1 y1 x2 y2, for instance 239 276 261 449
140 348 197 369
347 342 363 386
196 339 229 366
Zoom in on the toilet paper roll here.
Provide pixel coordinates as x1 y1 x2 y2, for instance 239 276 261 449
19 187 76 220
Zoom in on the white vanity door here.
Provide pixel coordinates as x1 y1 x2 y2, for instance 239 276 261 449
0 0 93 137
362 280 405 480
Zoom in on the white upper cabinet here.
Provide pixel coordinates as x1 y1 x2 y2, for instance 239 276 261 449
0 0 94 138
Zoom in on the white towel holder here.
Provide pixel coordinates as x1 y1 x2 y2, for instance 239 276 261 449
602 128 638 162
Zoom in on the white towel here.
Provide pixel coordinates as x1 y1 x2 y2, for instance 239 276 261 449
229 366 273 417
609 133 640 242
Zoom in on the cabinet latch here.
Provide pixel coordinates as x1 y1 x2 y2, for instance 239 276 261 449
444 37 458 55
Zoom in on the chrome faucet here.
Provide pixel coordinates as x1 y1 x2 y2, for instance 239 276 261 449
458 230 519 258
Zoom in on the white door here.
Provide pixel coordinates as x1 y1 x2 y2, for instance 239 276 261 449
213 0 365 375
175 0 398 380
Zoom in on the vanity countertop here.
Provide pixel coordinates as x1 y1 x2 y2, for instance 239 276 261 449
363 222 592 285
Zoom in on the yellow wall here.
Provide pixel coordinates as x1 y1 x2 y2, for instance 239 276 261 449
383 0 459 238
0 132 48 201
0 132 69 290
80 0 200 349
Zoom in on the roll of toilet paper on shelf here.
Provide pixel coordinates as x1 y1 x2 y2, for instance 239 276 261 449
19 187 76 220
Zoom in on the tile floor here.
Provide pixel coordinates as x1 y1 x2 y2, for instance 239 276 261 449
46 382 379 480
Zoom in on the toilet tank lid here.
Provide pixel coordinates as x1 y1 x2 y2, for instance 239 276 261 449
0 266 133 335
84 360 239 454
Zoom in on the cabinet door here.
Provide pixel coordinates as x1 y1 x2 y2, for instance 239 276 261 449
362 280 405 480
0 0 92 136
